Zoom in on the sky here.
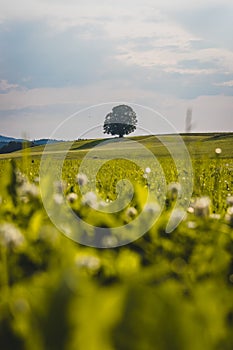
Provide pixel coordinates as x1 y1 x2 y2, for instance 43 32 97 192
0 0 232 139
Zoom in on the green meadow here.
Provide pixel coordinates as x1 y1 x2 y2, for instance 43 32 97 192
0 132 233 350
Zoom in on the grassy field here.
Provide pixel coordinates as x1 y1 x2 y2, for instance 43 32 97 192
0 133 233 349
1 132 232 159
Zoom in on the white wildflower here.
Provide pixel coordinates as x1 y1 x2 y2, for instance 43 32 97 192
66 192 78 204
102 235 118 248
167 182 182 201
53 180 66 193
144 202 160 215
225 207 233 226
34 176 40 184
76 173 88 187
53 193 64 205
99 200 107 208
75 254 100 272
168 182 181 194
16 170 27 186
215 148 222 155
226 196 233 207
126 207 137 219
145 167 151 174
0 223 24 248
187 221 197 229
187 207 194 214
19 182 39 198
210 213 221 220
227 207 233 215
82 191 97 208
193 197 211 218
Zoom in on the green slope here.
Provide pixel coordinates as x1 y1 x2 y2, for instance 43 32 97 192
0 132 232 160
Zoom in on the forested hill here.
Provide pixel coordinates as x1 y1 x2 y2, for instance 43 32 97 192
0 134 63 153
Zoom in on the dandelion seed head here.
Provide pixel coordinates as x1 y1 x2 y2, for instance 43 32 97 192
168 182 181 194
210 213 221 220
53 193 64 205
187 221 197 229
145 167 151 174
16 171 27 187
215 148 222 155
99 200 107 208
126 207 137 219
227 207 233 215
0 223 24 248
19 182 39 198
82 191 97 208
167 182 182 201
102 235 118 247
76 173 88 187
54 180 66 193
75 254 101 272
187 207 194 214
144 202 160 215
34 176 40 184
226 211 233 226
66 192 78 204
193 196 211 217
226 196 233 207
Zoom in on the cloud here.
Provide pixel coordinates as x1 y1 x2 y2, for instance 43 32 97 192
0 0 232 138
214 80 233 87
0 20 118 90
0 0 232 21
167 4 233 50
0 79 19 93
116 38 233 74
0 16 232 103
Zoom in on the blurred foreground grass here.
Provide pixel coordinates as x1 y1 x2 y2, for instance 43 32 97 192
0 134 233 350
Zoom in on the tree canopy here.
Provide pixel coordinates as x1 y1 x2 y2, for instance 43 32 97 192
103 105 137 137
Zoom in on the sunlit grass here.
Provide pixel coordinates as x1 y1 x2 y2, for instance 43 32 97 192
0 133 233 349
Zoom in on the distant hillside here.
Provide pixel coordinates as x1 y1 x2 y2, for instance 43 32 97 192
0 135 24 143
0 132 232 159
0 134 63 154
0 135 25 149
0 141 34 154
0 142 9 149
32 139 63 146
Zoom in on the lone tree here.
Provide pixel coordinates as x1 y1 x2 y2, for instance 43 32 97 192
103 105 137 137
